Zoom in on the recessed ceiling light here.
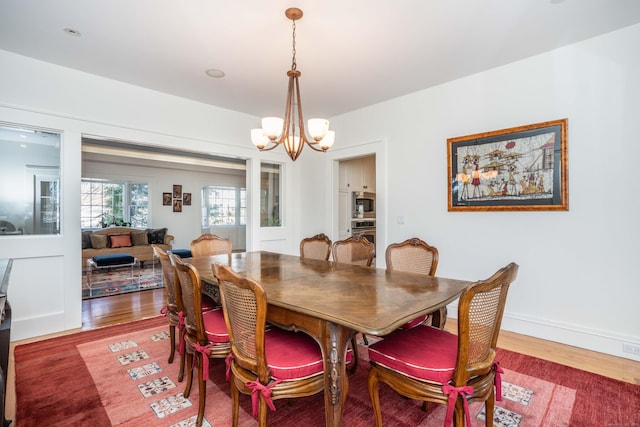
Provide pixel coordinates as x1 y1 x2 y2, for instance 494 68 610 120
205 69 225 78
63 28 81 37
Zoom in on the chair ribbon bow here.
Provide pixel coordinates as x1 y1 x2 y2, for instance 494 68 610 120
494 361 504 401
177 311 186 356
194 342 212 381
225 353 234 381
442 384 474 427
246 379 282 418
160 304 169 316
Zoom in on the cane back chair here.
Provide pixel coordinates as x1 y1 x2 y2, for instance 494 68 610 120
152 245 181 366
331 236 375 266
213 263 332 427
299 233 332 261
171 254 231 427
190 233 233 261
331 235 375 357
367 262 519 427
385 238 446 328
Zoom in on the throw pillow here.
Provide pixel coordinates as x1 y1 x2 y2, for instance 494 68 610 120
109 233 132 248
147 228 167 245
81 230 93 249
89 233 108 250
131 229 148 246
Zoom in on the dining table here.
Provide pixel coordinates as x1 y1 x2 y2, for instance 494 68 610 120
187 251 471 427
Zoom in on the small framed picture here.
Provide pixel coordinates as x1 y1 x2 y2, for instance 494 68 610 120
162 192 172 206
173 199 182 213
183 193 192 206
173 184 182 199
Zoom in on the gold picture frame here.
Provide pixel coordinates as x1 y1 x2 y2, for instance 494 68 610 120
447 119 568 211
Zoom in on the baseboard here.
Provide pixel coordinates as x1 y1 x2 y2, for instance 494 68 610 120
11 311 79 342
448 305 640 362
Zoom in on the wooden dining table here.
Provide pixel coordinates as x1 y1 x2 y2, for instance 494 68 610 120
188 251 471 427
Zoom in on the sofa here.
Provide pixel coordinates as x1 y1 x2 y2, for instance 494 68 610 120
82 226 173 269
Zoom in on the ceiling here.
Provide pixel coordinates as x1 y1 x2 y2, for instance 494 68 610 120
2 1 640 119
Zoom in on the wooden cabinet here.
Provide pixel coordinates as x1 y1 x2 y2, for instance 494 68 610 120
338 156 376 192
361 155 376 192
338 190 351 239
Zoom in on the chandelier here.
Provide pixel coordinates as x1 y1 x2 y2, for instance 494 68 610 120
251 8 335 161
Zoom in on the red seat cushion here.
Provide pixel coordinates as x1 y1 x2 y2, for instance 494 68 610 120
201 294 217 312
263 328 354 380
203 308 229 344
264 328 324 380
399 314 429 330
368 325 458 384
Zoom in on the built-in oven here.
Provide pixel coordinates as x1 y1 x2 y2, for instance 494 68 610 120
352 191 375 218
352 219 376 246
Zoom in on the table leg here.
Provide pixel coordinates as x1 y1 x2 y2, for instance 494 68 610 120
320 322 352 427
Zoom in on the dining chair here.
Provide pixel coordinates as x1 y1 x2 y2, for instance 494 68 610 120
331 236 375 266
367 262 519 427
331 235 375 362
213 262 333 427
299 233 332 260
156 246 219 384
385 238 446 328
152 245 181 365
190 233 233 261
171 254 231 427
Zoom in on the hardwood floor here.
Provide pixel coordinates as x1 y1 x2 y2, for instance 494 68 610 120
81 287 167 330
6 288 640 424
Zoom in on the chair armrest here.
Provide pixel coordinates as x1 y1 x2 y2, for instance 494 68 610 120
165 234 175 245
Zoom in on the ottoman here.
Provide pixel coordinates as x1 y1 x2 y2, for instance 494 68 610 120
86 253 138 297
170 249 192 258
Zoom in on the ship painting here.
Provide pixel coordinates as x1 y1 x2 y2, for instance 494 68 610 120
454 132 556 203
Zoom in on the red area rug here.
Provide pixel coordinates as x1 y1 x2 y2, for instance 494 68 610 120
14 317 640 426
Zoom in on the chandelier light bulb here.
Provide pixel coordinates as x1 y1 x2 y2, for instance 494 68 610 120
308 118 329 141
262 117 284 140
251 129 269 149
284 135 301 154
319 131 335 151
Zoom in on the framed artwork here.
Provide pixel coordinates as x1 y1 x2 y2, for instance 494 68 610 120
172 184 182 199
447 118 568 211
173 199 182 213
183 193 191 206
162 192 172 206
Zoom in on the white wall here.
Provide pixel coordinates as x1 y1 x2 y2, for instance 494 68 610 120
309 24 640 360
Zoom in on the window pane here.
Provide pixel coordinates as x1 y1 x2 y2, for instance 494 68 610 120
0 124 61 235
81 179 149 228
201 186 246 227
260 162 281 227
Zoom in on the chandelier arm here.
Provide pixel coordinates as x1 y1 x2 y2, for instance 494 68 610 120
294 76 310 144
306 142 328 152
257 142 281 152
274 71 297 146
290 74 306 159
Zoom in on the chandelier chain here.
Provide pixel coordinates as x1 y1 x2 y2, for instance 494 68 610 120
291 19 297 71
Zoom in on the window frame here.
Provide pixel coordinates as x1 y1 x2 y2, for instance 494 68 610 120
80 178 150 229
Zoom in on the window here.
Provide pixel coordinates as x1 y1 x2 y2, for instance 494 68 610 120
80 179 149 228
201 186 246 227
0 124 61 235
260 162 281 227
